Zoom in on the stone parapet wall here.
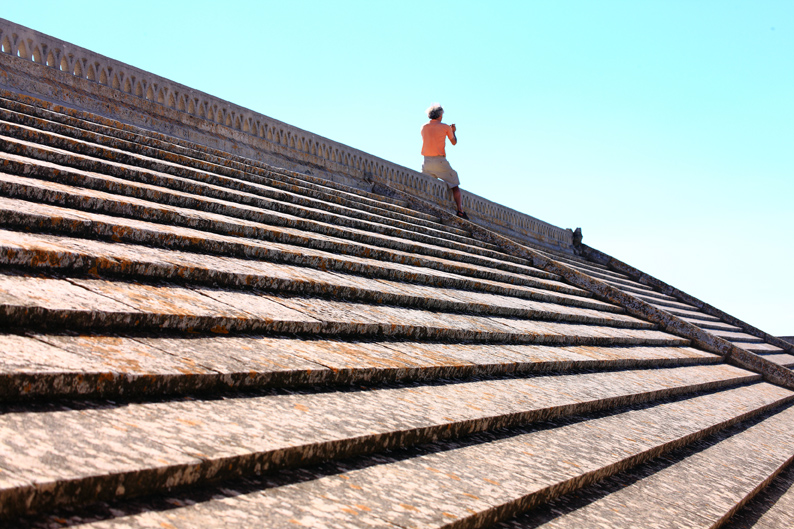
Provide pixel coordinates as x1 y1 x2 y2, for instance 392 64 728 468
0 17 573 251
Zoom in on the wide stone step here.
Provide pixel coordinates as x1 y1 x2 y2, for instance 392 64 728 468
0 192 595 305
596 275 669 298
0 118 470 239
0 159 546 282
0 364 765 518
0 139 494 256
632 291 701 312
17 381 789 527
500 399 794 528
0 204 608 313
534 247 612 271
722 456 794 528
653 303 723 322
687 318 744 332
0 230 608 327
620 287 683 306
757 353 794 368
709 329 765 343
555 261 655 291
737 342 787 354
0 271 683 344
0 332 720 401
542 251 631 280
679 314 731 327
0 94 431 220
0 231 649 327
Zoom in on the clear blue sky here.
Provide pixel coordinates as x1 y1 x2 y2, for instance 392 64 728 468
4 1 792 335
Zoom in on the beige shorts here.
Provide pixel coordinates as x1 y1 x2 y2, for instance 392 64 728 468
422 156 460 189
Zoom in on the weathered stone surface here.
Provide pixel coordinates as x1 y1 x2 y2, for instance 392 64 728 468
0 91 424 217
0 113 458 233
0 333 721 400
738 343 786 353
0 271 690 345
0 333 219 399
0 59 790 529
0 364 761 517
722 459 794 528
0 199 591 301
35 384 792 528
501 403 794 529
581 243 794 355
756 353 794 367
0 229 635 323
0 145 516 270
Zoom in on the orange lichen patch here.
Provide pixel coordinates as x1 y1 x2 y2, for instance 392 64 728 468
399 503 418 511
482 478 500 486
110 226 125 242
443 512 457 518
97 372 115 383
339 507 358 515
177 418 202 426
348 483 362 490
210 325 230 334
294 403 309 412
461 493 479 500
354 504 371 512
446 473 461 481
86 263 100 277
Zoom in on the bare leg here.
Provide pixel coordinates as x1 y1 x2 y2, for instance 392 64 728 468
451 186 463 213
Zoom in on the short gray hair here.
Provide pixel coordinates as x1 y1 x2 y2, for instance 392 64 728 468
426 103 443 120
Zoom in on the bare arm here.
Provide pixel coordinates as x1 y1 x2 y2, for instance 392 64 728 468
449 124 457 145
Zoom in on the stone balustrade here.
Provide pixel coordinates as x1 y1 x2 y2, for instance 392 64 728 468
0 17 573 249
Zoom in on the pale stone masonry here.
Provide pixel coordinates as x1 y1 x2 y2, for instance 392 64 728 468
0 17 793 529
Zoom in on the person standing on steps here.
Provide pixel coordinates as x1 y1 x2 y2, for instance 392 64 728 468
421 103 469 219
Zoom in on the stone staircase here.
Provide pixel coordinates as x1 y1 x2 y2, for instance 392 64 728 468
546 250 794 370
1 90 793 529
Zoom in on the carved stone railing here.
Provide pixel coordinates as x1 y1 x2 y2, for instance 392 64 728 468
0 17 574 250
